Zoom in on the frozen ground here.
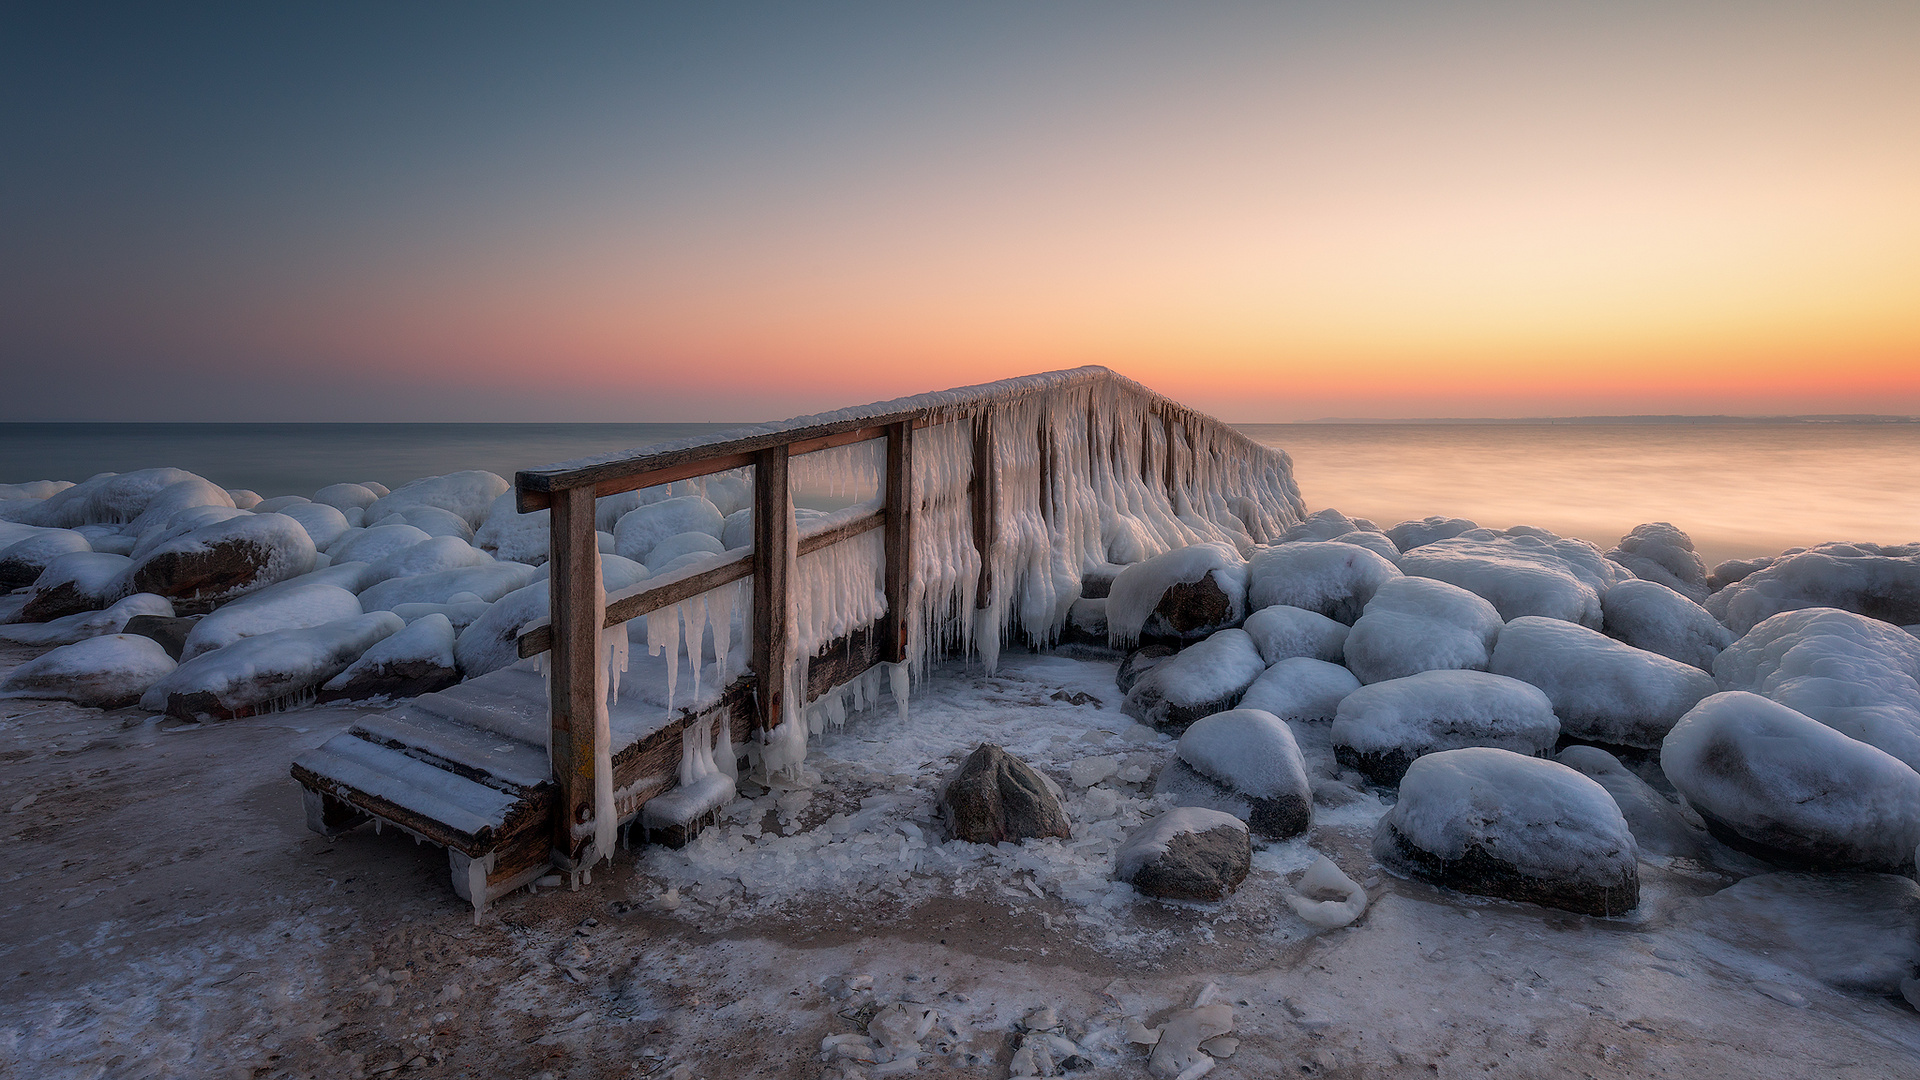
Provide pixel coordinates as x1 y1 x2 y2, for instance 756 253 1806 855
2 643 1917 1079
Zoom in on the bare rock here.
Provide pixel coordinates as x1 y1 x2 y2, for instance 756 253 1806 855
1117 808 1250 901
940 744 1071 844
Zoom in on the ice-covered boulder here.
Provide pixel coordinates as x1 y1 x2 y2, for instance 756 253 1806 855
1121 628 1265 730
122 613 197 659
1247 542 1401 625
71 525 134 557
1601 578 1733 671
127 505 252 563
312 483 380 513
1692 873 1920 995
939 744 1071 844
472 491 548 565
1280 508 1366 542
179 582 363 660
368 504 475 541
1331 669 1559 785
719 507 753 551
644 530 727 570
242 559 380 601
327 523 432 566
23 468 212 528
1491 616 1716 749
0 480 71 501
1240 603 1350 665
1115 643 1177 694
128 512 317 613
1106 542 1248 646
17 552 132 622
318 612 460 701
274 501 351 553
1171 709 1311 838
1555 745 1711 861
1398 528 1626 628
365 535 495 584
1237 657 1359 723
1705 541 1920 634
698 472 753 517
1386 515 1477 553
612 495 725 565
393 599 492 634
1059 596 1107 644
1712 606 1920 773
0 528 92 588
1707 555 1773 593
0 634 178 708
1607 522 1710 603
1116 807 1250 901
1343 575 1502 684
453 555 647 677
122 478 238 539
367 471 510 530
251 496 308 513
1662 691 1920 871
225 490 261 510
1374 747 1639 916
0 593 173 646
357 562 539 611
140 611 404 721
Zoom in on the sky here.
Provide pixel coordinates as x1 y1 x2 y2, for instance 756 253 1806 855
3 1 1916 422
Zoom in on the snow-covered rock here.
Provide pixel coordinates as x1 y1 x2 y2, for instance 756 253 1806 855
23 468 212 528
644 530 727 570
1661 691 1920 871
1279 508 1366 542
1240 603 1350 665
140 611 405 721
453 554 648 677
1601 578 1733 671
1117 807 1251 901
1121 628 1265 729
17 551 132 622
613 495 725 565
365 535 495 584
251 496 309 513
1247 542 1401 625
126 506 252 563
241 559 380 601
312 483 380 513
1106 542 1248 646
1712 607 1920 772
1555 745 1711 861
1374 747 1639 916
1705 541 1920 635
366 471 510 530
122 478 238 539
1707 555 1773 593
274 501 352 553
1607 522 1710 603
1173 709 1311 838
0 593 173 646
719 507 753 551
472 491 549 565
0 528 92 588
180 582 364 660
357 562 539 612
1237 657 1360 723
1331 669 1559 785
392 599 492 634
127 512 317 613
327 523 433 565
1692 872 1920 995
319 612 460 700
1386 515 1478 552
940 744 1071 844
1342 575 1502 684
0 480 71 501
368 504 475 541
1491 616 1716 749
225 489 262 510
0 633 178 708
1398 528 1627 628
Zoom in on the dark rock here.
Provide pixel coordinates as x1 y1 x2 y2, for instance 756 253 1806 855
1116 644 1177 694
1144 574 1238 641
1117 809 1251 901
940 744 1071 844
122 614 200 660
1079 562 1126 600
1154 757 1312 840
16 552 130 622
129 514 316 614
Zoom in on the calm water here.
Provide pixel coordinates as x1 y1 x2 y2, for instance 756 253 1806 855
3 421 1915 568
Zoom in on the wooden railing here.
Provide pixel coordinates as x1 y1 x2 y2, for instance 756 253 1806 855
511 365 1300 867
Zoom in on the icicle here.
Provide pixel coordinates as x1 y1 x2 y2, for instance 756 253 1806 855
646 603 679 718
682 590 707 692
679 714 716 786
589 549 617 866
714 718 737 782
889 660 910 724
707 579 735 686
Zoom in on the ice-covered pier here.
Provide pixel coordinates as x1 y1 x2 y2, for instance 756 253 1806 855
290 367 1306 909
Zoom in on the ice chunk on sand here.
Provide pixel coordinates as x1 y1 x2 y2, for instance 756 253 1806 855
1705 541 1920 635
1398 528 1625 628
1491 616 1716 749
140 612 404 720
0 633 178 708
1343 575 1502 684
1601 578 1733 671
1331 669 1559 784
1106 542 1248 647
1662 691 1920 872
613 495 725 565
1236 657 1359 723
1607 522 1710 603
1247 542 1401 625
180 582 364 660
1240 603 1349 664
1285 854 1369 928
0 593 173 646
1122 628 1265 729
367 471 510 530
327 523 433 565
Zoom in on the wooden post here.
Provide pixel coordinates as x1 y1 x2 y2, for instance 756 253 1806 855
971 409 998 610
882 421 914 664
751 446 793 734
545 484 599 868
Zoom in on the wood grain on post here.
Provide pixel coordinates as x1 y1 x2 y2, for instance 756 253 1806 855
544 485 599 867
970 409 998 611
883 421 914 664
751 446 793 734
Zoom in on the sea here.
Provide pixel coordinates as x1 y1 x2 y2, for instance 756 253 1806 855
3 420 1916 569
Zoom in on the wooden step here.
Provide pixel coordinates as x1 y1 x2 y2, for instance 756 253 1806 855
292 733 546 856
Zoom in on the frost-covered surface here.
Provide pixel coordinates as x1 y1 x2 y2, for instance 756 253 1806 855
1114 807 1248 880
1490 615 1716 749
364 535 496 584
1176 709 1309 801
274 500 352 553
612 495 725 565
1608 521 1710 603
0 634 176 707
1705 541 1920 635
1122 628 1265 727
1105 542 1247 647
1602 577 1734 671
1342 575 1502 684
357 562 539 611
0 593 172 646
366 471 510 530
1661 691 1920 871
1236 657 1359 723
1240 603 1350 665
1386 514 1478 552
1246 542 1400 625
1398 527 1627 627
1330 669 1559 765
1712 606 1920 771
326 522 433 565
179 583 364 660
139 612 405 718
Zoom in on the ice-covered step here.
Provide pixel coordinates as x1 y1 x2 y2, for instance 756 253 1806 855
401 664 551 745
351 709 551 792
292 733 533 854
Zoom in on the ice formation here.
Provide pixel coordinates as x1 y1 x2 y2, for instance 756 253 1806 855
1105 542 1248 647
179 582 364 660
472 490 551 564
1385 515 1478 552
1490 615 1716 749
0 528 92 587
1236 657 1359 724
1705 542 1920 635
369 504 475 541
312 482 380 512
1239 604 1350 665
1600 577 1733 671
1341 575 1502 684
1122 628 1266 728
1246 542 1401 625
20 467 214 528
1284 854 1369 929
1607 521 1710 603
1397 528 1627 628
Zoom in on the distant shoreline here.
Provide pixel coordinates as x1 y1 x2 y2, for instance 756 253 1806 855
1273 415 1920 426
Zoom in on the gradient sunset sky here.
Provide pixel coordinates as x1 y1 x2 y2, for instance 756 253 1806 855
3 2 1915 422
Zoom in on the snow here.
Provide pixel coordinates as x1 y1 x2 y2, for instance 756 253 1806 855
1246 542 1400 625
1710 606 1920 772
1115 807 1248 881
273 500 352 553
369 504 475 541
129 512 318 599
1341 575 1502 684
1607 522 1710 603
1490 616 1717 749
1397 528 1627 628
0 633 177 708
1105 543 1247 647
612 495 726 566
0 528 93 582
1177 708 1309 801
1374 747 1638 894
323 611 458 691
139 611 406 718
1661 691 1920 871
0 592 173 646
357 562 540 612
23 551 132 607
326 522 433 565
180 582 365 660
1330 670 1559 772
366 471 511 530
1239 604 1349 665
1236 657 1359 723
311 482 380 512
1705 541 1920 635
1385 515 1478 552
472 491 550 565
365 535 496 584
1122 629 1266 728
1554 745 1711 861
1601 578 1734 671
21 467 213 528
